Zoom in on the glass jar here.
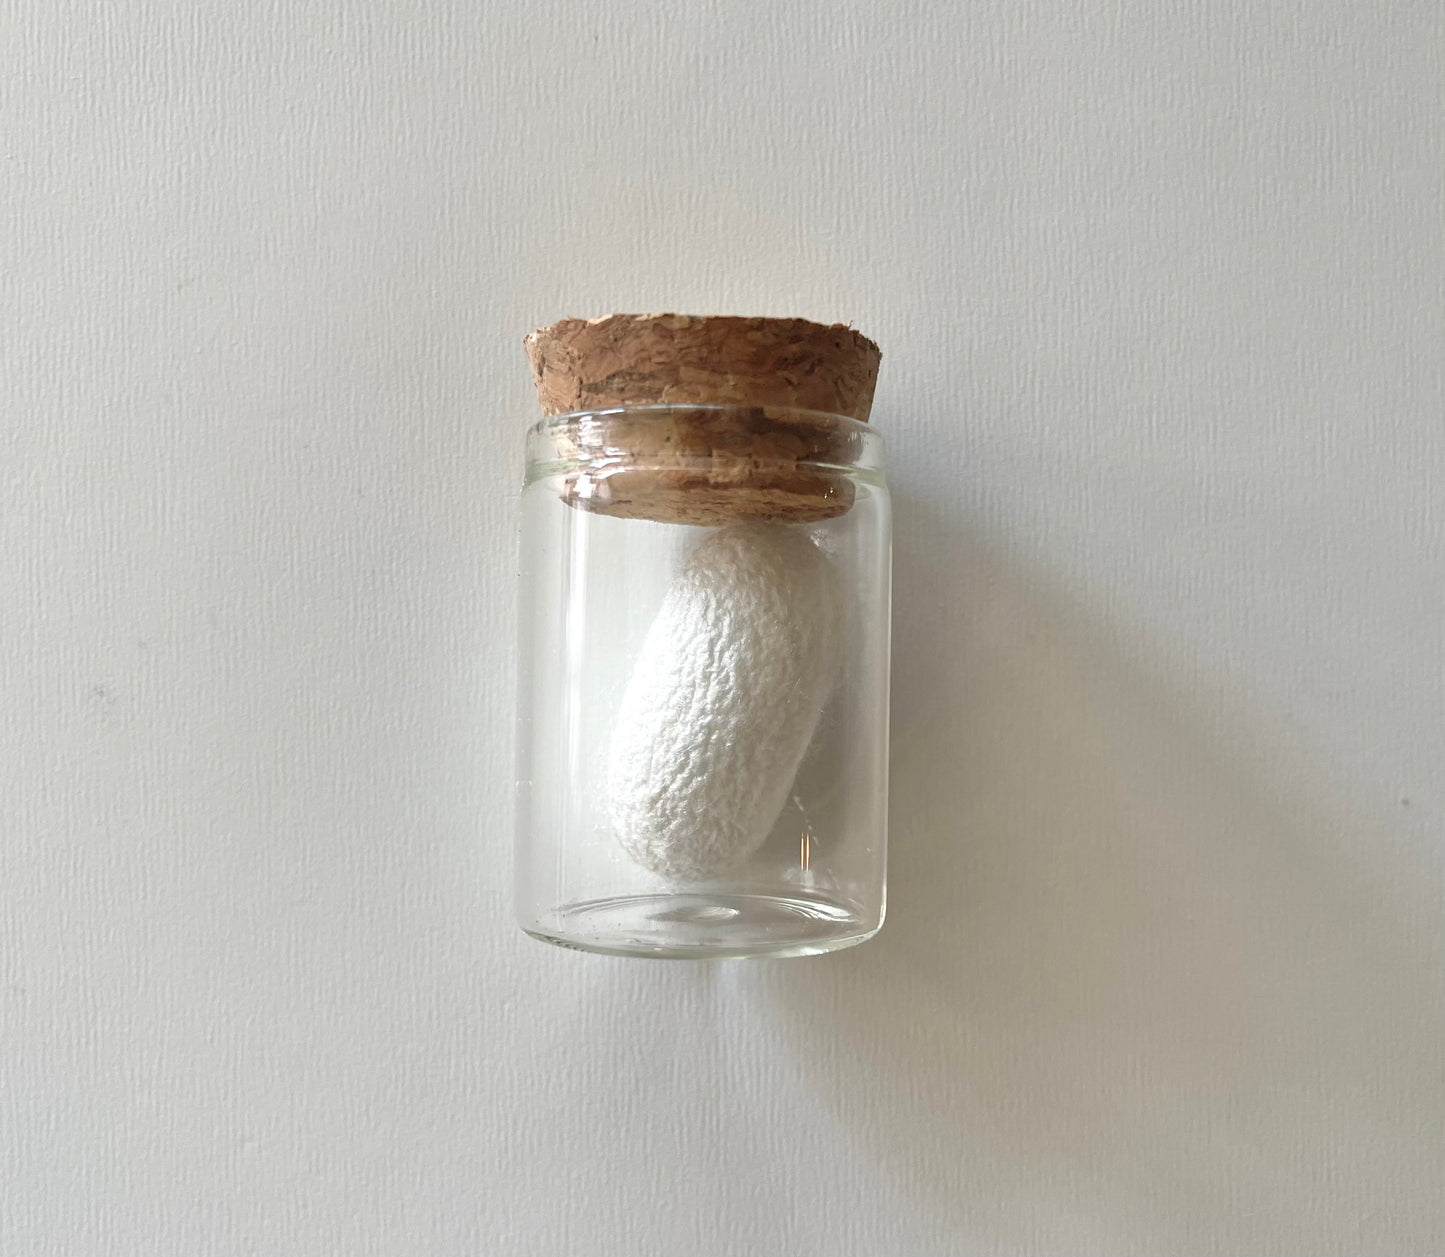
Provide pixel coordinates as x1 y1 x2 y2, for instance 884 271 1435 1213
514 404 890 957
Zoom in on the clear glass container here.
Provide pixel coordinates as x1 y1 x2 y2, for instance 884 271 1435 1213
515 404 890 958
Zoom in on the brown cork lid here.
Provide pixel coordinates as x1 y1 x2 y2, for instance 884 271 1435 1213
523 314 882 525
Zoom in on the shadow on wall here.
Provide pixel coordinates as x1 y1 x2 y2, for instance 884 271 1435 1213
759 491 1445 1255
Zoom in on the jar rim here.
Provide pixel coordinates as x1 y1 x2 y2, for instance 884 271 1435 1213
524 403 886 484
529 401 876 436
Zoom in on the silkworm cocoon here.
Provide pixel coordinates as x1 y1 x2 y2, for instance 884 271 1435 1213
608 523 842 881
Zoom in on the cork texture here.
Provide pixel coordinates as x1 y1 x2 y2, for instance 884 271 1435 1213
523 314 881 524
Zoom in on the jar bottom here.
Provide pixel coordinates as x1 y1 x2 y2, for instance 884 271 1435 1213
523 891 881 959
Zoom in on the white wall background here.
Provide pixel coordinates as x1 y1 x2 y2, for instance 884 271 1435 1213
4 1 1444 1253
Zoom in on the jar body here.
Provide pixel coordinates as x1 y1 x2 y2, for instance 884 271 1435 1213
514 406 890 958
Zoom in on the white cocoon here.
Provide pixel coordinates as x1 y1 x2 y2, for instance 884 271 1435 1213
608 522 842 881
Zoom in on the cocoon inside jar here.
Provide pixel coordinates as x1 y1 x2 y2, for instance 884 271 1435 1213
607 523 842 881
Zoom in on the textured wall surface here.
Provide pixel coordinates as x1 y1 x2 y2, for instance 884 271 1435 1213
4 2 1444 1253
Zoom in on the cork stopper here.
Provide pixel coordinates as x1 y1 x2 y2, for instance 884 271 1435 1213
523 314 881 525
